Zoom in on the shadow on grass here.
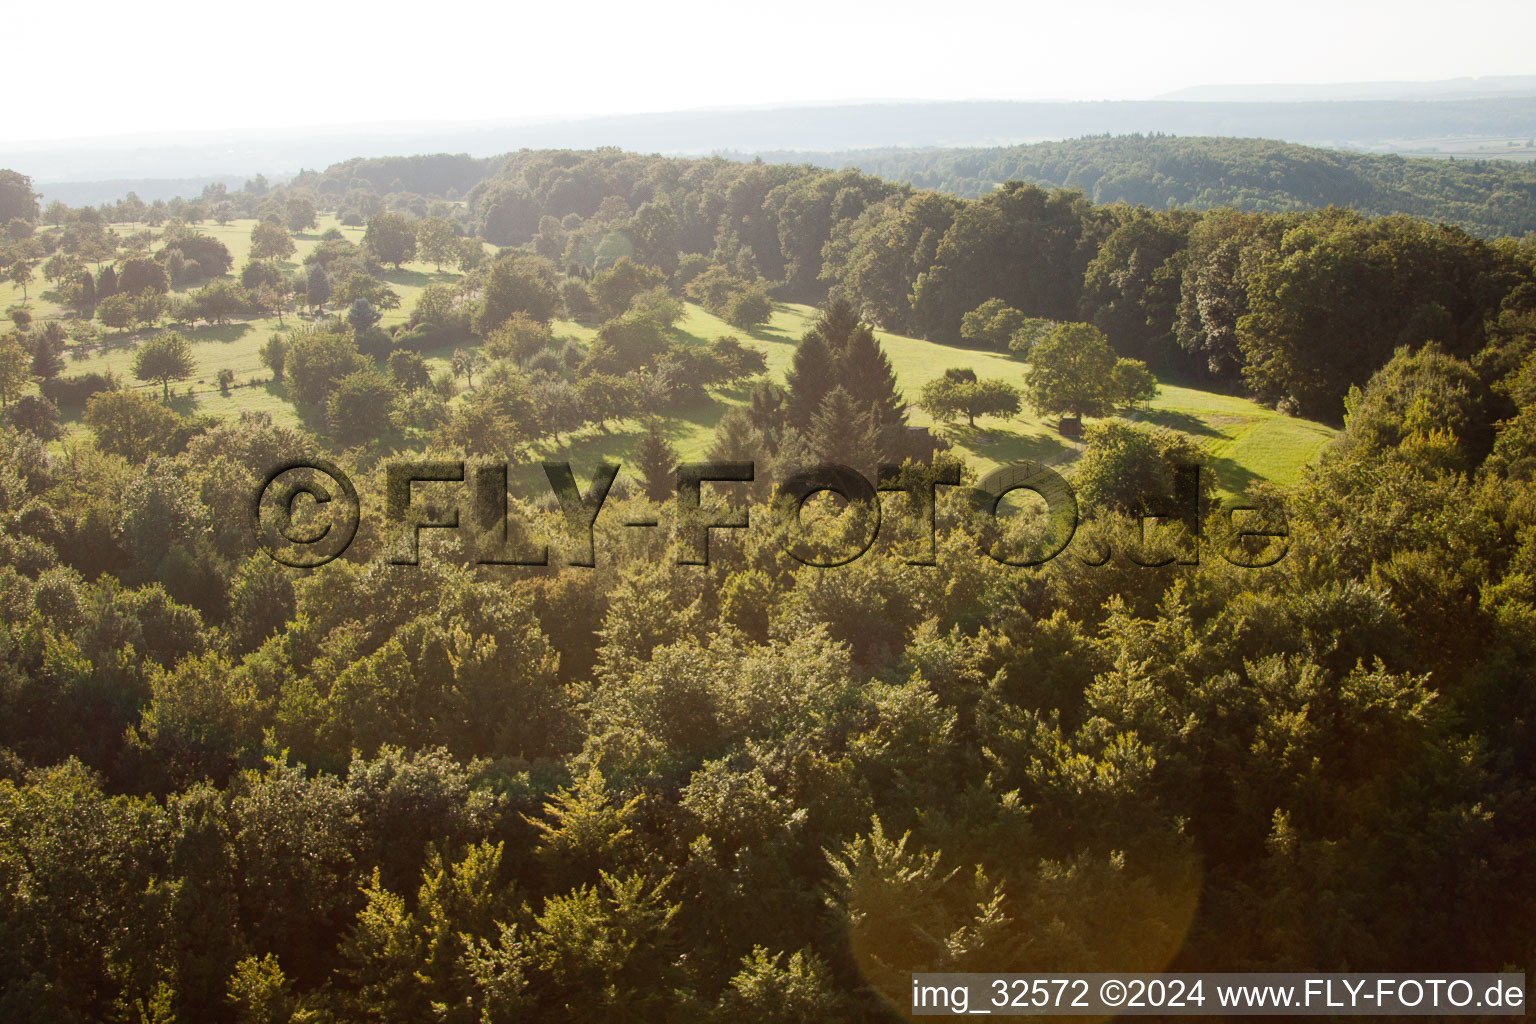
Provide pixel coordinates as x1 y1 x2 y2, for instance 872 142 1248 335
190 323 254 345
671 324 713 348
512 426 646 497
262 382 327 434
1207 455 1263 498
383 268 445 288
674 397 731 436
948 423 1076 466
748 309 804 345
710 381 755 404
1130 407 1231 438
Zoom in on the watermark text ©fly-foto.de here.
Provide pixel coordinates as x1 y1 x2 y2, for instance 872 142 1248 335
253 459 1289 570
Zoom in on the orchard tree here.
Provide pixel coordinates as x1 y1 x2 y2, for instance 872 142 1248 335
8 261 34 303
43 253 82 284
250 221 296 261
186 279 253 325
591 258 668 320
97 293 138 332
326 367 398 445
133 332 196 401
1111 357 1159 408
484 312 552 364
287 325 367 405
1024 322 1155 428
117 256 169 296
242 259 287 292
6 393 62 439
457 237 487 273
474 253 560 332
334 273 400 312
260 335 288 381
131 292 170 333
917 367 1022 427
388 350 431 392
416 217 457 270
160 233 234 277
451 348 485 388
1072 420 1212 514
63 269 96 313
725 288 773 329
285 195 317 233
252 285 288 325
365 213 417 269
83 389 189 461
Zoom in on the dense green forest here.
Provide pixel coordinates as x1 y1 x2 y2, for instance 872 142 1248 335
1 146 1535 1021
758 135 1536 239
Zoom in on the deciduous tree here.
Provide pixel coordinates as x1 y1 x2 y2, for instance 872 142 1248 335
0 333 29 406
249 221 296 262
132 332 196 401
918 368 1022 427
365 213 418 269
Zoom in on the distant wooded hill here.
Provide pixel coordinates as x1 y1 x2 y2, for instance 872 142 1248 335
13 95 1536 187
754 135 1536 238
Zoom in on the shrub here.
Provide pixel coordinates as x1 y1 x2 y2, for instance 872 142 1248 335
41 371 118 406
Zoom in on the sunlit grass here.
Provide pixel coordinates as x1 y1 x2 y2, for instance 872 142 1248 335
17 221 1335 498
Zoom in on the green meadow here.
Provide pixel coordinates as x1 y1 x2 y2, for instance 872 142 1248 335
544 301 1335 500
9 218 1335 500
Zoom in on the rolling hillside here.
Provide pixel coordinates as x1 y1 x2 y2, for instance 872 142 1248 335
757 134 1536 237
7 219 1333 502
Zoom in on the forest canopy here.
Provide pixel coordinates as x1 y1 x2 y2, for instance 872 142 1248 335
1 136 1535 1021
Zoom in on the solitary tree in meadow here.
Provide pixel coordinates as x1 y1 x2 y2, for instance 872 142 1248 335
285 196 317 233
8 261 34 304
132 332 196 402
1024 322 1157 430
250 221 296 262
365 213 417 269
415 217 457 271
260 335 288 382
451 348 484 389
918 367 1022 427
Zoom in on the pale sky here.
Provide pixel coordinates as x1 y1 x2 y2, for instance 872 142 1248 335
6 0 1533 142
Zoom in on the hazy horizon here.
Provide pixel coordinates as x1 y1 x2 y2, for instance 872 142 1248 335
7 0 1535 143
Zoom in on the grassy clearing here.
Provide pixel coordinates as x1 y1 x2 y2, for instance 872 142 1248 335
536 301 1335 499
13 221 1335 497
24 217 467 440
